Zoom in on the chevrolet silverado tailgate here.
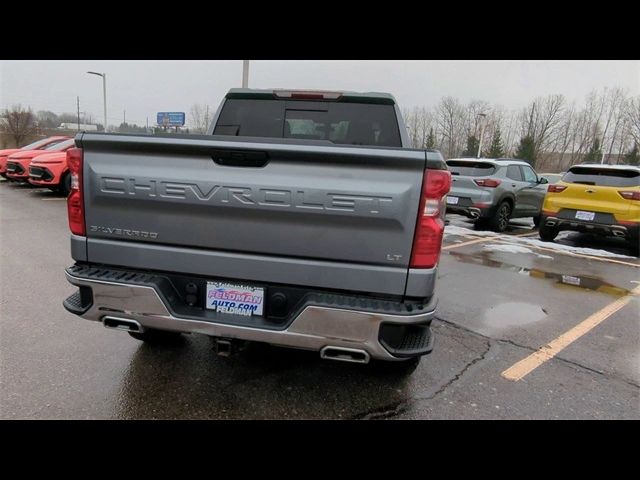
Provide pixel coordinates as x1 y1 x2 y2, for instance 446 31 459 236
78 134 427 295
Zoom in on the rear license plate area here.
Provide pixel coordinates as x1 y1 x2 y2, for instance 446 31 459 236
206 281 265 317
575 210 595 221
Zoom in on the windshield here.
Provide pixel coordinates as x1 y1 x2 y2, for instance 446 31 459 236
20 138 63 151
44 139 74 151
562 167 640 187
447 160 496 177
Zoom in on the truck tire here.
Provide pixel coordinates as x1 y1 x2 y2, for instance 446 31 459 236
372 356 421 376
128 328 183 344
539 223 559 242
488 201 511 232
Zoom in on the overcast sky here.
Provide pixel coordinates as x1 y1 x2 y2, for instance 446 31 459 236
1 60 638 127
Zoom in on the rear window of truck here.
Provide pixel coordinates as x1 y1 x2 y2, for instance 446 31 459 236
447 161 496 177
213 98 402 147
562 167 640 187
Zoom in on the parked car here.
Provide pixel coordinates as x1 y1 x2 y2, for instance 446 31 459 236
62 88 452 374
0 136 70 179
538 173 563 184
6 138 74 182
446 158 549 232
28 148 74 194
539 164 640 252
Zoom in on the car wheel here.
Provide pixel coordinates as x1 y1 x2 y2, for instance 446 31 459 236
539 223 559 242
128 328 183 344
488 201 511 232
58 171 71 196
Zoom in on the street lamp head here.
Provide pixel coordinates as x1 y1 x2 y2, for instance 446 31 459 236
87 71 104 77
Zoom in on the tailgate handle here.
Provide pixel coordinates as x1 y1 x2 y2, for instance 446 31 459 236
211 149 269 168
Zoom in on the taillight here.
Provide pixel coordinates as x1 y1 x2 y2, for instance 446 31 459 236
410 169 452 268
548 184 567 193
473 178 501 188
618 190 640 201
274 90 342 100
66 147 85 236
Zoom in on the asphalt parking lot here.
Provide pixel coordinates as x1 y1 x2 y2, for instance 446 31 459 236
1 178 638 419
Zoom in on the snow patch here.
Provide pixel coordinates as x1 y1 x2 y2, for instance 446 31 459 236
483 244 534 255
512 236 637 259
444 225 500 238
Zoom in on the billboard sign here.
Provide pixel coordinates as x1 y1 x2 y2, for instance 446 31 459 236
156 112 186 127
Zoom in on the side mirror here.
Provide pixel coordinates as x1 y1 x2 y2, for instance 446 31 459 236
538 177 548 185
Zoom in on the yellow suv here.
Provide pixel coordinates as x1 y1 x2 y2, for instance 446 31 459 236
539 164 639 250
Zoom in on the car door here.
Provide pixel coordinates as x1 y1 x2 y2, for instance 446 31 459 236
519 164 545 215
505 164 527 216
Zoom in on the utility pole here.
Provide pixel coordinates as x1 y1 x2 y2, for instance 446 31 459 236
242 60 249 88
87 71 107 132
123 110 126 125
146 117 149 133
77 96 81 131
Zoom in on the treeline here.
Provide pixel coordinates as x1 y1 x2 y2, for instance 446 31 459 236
402 87 640 170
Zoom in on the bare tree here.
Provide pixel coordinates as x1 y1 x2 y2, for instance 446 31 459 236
1 105 39 147
626 96 640 147
435 96 466 158
189 104 213 134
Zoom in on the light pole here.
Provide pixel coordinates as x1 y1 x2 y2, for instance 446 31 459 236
242 60 249 88
476 113 487 158
87 71 107 132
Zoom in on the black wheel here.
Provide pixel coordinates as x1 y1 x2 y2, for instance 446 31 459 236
128 328 183 344
627 238 640 257
57 171 71 196
371 356 421 376
488 201 512 232
539 223 559 242
533 215 541 227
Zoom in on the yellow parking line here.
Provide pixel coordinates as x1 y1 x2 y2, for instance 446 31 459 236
501 285 640 381
443 230 537 251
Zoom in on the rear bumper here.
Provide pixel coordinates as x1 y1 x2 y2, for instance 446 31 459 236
446 204 496 219
543 215 639 240
63 265 437 361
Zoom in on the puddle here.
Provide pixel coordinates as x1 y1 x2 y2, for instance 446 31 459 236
448 250 630 297
484 302 547 328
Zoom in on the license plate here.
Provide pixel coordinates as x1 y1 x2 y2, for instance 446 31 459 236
447 196 459 205
206 282 264 316
575 210 595 221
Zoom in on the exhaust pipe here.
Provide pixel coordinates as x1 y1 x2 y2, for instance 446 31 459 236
611 229 626 238
468 207 480 219
102 316 144 333
320 346 370 364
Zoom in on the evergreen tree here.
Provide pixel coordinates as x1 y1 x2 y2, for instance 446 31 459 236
583 137 603 164
426 127 436 149
462 135 480 157
625 143 639 166
515 135 536 167
485 126 505 158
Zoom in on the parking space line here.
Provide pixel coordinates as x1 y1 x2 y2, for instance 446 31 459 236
501 285 640 382
492 240 640 269
442 231 537 251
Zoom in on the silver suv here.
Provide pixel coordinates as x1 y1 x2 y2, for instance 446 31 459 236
446 158 549 232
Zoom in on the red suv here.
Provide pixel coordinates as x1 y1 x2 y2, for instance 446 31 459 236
6 138 75 182
0 136 70 179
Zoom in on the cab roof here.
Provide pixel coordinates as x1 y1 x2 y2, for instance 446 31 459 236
225 88 397 105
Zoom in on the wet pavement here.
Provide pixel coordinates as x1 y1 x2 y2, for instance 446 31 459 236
1 179 639 419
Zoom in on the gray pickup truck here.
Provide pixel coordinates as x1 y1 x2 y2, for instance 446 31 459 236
63 88 451 372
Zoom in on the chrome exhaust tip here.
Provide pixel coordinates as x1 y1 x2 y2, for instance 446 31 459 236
468 208 481 219
320 346 370 364
102 316 144 333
